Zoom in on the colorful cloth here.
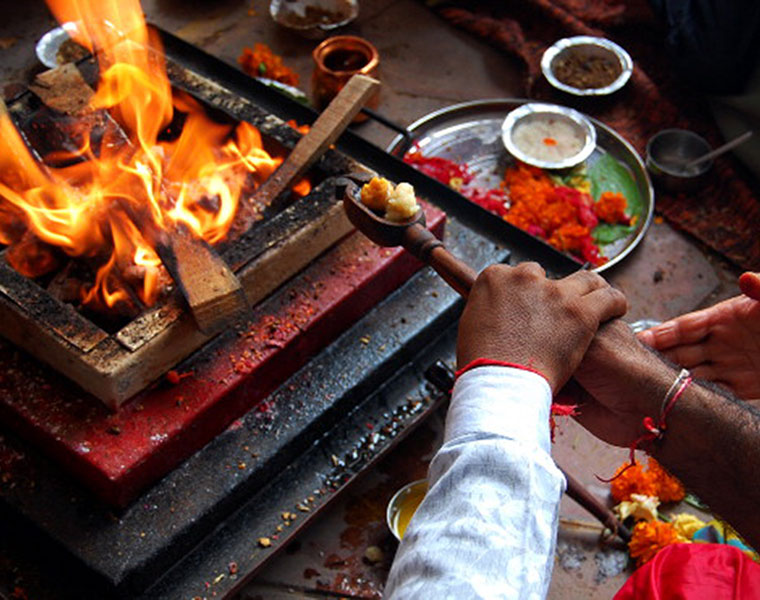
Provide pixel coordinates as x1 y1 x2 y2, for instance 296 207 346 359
693 519 760 562
428 0 760 270
614 543 760 599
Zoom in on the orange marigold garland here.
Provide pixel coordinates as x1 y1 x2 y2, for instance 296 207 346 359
610 461 657 503
647 458 686 503
610 457 685 503
629 520 687 566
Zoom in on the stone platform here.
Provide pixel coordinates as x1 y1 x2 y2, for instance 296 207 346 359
0 205 445 507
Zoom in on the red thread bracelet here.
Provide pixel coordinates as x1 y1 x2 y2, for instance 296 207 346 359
599 368 692 482
455 357 548 383
455 358 578 441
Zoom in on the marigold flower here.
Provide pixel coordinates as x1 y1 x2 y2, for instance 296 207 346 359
610 462 657 503
614 494 660 523
671 513 707 540
648 458 686 503
502 163 605 266
548 222 591 253
609 458 686 504
629 520 688 566
594 191 630 224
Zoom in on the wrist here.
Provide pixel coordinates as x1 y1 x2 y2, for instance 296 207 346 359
606 343 681 430
455 357 549 385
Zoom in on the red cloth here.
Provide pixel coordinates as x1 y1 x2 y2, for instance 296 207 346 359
614 543 760 600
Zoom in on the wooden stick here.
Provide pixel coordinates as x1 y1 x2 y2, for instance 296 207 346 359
562 469 631 541
154 225 247 335
240 74 380 229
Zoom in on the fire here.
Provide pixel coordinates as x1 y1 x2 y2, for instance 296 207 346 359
0 0 308 314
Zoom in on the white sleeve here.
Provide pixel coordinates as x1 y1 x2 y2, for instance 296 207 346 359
384 365 566 600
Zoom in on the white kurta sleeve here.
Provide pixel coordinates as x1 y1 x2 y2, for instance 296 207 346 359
384 365 566 600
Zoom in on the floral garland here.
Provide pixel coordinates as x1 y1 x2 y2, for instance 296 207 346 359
610 457 758 567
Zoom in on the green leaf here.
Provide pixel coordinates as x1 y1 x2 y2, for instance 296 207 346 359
592 223 635 245
589 153 642 217
589 153 643 246
683 493 710 511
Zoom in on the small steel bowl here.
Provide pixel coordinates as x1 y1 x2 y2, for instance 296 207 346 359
36 22 81 69
645 129 713 193
501 103 596 170
541 36 633 96
386 479 427 541
270 0 359 39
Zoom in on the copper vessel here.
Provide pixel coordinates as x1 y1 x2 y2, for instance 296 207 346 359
312 35 380 121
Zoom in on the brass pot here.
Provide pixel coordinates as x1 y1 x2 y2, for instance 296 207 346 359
312 35 380 122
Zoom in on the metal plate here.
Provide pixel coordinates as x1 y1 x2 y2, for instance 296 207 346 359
388 99 654 272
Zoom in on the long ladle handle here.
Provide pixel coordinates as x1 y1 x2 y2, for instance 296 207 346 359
401 222 630 541
428 245 478 297
402 224 477 296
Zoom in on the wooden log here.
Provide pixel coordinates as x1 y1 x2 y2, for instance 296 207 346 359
154 225 247 334
24 69 247 334
28 63 94 116
239 74 380 229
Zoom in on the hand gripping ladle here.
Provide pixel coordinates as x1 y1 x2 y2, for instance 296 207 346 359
341 177 631 542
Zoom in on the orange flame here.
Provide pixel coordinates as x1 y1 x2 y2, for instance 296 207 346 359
0 0 308 313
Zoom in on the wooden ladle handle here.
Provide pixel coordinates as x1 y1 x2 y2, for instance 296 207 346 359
401 223 477 297
427 245 477 298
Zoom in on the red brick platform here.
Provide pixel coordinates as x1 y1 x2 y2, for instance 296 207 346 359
0 204 445 506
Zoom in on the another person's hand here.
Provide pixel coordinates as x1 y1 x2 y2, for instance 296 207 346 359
636 271 760 401
456 263 627 393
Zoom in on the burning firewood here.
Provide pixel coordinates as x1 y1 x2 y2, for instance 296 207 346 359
46 260 82 304
154 224 247 334
28 63 94 116
8 62 251 332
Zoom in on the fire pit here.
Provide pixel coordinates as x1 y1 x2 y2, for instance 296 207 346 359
0 3 383 410
0 1 581 597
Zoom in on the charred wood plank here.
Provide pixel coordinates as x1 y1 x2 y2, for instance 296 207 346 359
154 225 247 335
28 63 94 116
0 252 108 353
238 74 380 230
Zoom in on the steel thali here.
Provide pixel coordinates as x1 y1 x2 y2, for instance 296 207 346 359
388 99 654 272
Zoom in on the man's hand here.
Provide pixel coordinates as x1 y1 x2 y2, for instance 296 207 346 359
456 263 627 393
637 271 760 401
